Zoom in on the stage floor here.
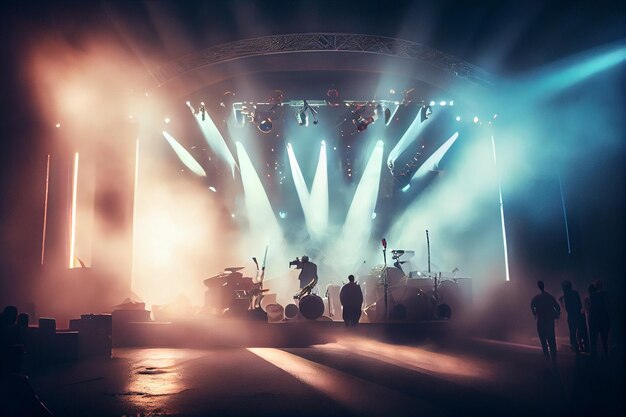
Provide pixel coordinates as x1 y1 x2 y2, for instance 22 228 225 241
27 334 623 417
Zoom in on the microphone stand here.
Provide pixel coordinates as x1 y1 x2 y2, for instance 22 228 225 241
382 242 388 320
426 230 431 275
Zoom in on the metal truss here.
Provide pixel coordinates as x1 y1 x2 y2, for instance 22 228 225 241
150 33 492 87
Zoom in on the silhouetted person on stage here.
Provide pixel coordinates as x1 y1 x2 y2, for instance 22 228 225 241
531 281 560 366
340 275 363 327
291 256 318 299
559 280 589 353
586 280 610 357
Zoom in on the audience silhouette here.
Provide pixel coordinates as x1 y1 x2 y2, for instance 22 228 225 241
531 281 560 367
559 280 589 353
586 280 610 357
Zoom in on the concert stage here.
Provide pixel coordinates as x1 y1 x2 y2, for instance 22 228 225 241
112 317 452 349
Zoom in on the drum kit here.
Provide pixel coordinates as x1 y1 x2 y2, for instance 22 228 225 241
202 236 470 323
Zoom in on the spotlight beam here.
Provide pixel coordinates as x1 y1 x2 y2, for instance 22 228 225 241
330 140 384 274
516 42 626 97
286 143 311 226
410 132 459 183
236 141 283 248
162 131 207 177
308 141 329 240
387 109 437 168
194 112 238 177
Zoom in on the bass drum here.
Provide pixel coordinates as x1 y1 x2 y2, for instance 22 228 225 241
299 294 325 320
437 280 462 319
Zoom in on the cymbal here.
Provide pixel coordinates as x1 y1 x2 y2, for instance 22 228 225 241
225 266 245 272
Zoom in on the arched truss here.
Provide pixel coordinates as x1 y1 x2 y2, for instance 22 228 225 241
149 33 492 88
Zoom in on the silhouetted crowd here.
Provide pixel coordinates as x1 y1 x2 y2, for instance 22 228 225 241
531 279 611 368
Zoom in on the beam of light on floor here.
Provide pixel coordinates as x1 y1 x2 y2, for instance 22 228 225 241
491 135 510 282
332 140 384 273
387 109 436 168
317 337 493 380
521 42 626 96
308 141 329 240
162 131 206 177
69 152 79 268
247 348 436 417
286 143 311 228
236 142 283 256
194 112 237 177
410 132 459 183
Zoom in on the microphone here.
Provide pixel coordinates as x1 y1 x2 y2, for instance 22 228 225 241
381 238 387 249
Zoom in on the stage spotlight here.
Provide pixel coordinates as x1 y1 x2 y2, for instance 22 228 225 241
208 186 217 192
326 88 341 107
305 100 319 125
186 101 195 114
279 211 288 219
55 123 61 128
233 108 247 126
371 212 377 220
354 115 374 132
268 90 285 105
449 100 454 106
296 108 308 126
473 116 479 123
385 103 400 126
455 116 461 121
352 105 375 132
420 104 432 123
429 101 436 106
164 117 171 124
220 91 235 108
403 88 416 104
258 117 273 133
375 104 383 119
439 101 447 106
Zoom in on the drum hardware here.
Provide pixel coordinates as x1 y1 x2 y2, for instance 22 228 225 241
381 238 389 320
293 278 318 300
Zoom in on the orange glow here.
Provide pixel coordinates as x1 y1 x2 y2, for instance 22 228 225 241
317 336 494 380
69 152 79 268
118 348 204 410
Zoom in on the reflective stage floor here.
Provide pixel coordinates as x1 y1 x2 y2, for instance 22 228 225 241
28 333 623 417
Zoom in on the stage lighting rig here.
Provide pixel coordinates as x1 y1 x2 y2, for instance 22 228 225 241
420 102 432 123
230 94 443 130
326 88 341 107
295 100 318 127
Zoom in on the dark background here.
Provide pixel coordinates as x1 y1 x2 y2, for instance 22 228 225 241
0 1 623 312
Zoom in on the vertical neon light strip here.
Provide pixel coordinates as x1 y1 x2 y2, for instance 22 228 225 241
41 154 50 265
69 152 79 268
491 136 510 281
131 138 139 290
